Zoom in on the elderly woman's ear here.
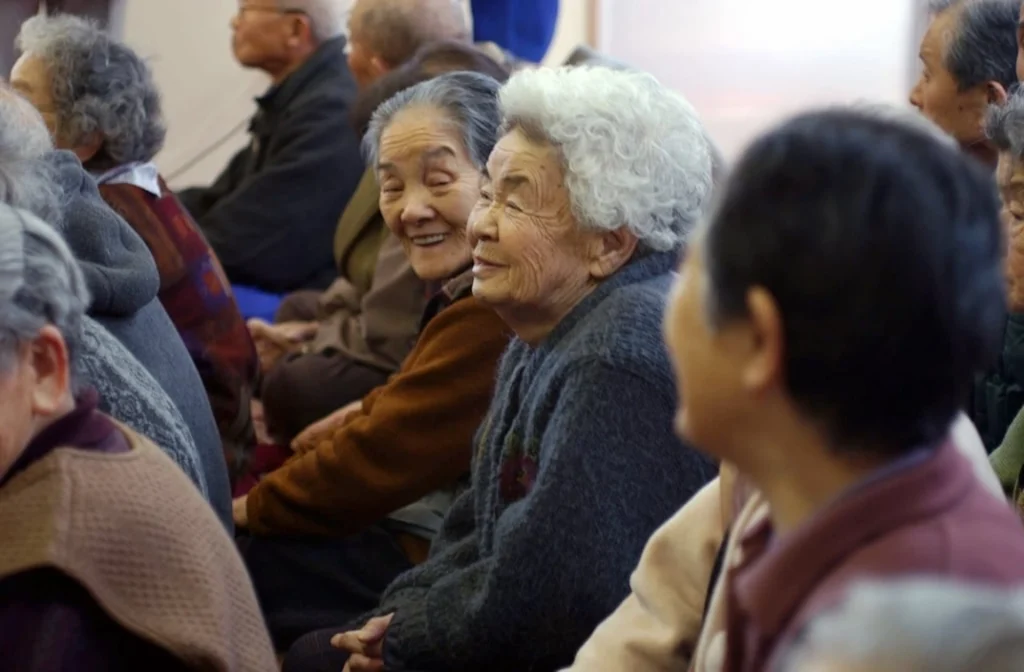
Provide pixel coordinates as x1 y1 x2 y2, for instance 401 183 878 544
586 227 640 280
25 324 75 418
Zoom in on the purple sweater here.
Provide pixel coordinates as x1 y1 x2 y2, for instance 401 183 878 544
724 439 1024 671
0 391 187 671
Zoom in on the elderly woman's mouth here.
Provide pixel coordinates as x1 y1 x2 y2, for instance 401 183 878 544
410 234 448 247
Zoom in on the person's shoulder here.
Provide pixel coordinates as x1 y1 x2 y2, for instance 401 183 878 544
559 270 675 377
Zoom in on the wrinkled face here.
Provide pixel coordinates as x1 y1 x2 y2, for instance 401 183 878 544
909 10 990 147
376 106 482 281
468 128 597 321
663 237 750 457
9 52 61 141
0 348 42 482
230 0 296 70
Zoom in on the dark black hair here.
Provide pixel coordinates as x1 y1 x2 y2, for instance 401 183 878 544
705 109 1005 454
930 0 1022 91
351 40 511 137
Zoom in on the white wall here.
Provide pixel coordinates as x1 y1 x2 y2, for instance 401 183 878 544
597 0 919 160
127 0 593 189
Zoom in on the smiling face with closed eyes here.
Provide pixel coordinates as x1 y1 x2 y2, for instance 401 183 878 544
376 105 483 282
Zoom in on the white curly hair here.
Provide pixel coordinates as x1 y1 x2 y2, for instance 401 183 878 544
497 66 713 252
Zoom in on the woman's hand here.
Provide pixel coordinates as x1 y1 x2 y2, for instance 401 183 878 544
248 319 318 373
291 400 363 452
232 495 249 528
333 614 394 672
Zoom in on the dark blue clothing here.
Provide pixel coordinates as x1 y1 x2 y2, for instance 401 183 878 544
471 0 560 62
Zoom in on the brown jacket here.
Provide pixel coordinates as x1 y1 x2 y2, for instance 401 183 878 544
309 168 428 373
0 424 277 671
562 414 1000 672
247 276 511 537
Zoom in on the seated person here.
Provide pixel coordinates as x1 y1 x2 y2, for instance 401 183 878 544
253 40 511 445
910 0 1023 448
12 14 260 481
235 71 513 650
0 203 277 670
661 107 1024 670
781 580 1024 671
0 84 231 529
177 1 364 306
284 65 718 672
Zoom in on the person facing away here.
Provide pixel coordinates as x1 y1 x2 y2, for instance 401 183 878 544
909 0 1024 449
781 580 1024 672
0 84 232 529
177 0 364 296
663 107 1024 671
283 65 718 672
0 203 277 671
11 14 260 483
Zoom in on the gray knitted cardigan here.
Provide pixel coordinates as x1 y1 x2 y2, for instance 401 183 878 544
373 251 717 671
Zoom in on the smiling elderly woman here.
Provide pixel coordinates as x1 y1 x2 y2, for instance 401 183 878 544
12 14 258 483
236 71 512 652
0 204 276 670
306 66 718 672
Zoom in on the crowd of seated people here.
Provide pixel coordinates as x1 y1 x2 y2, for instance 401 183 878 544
8 0 1024 670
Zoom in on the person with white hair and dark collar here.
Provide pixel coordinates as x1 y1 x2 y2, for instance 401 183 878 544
177 0 365 313
285 65 717 672
910 0 1024 451
0 202 277 671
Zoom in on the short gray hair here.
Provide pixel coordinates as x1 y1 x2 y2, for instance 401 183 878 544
987 87 1024 158
785 580 1024 671
280 0 346 42
929 0 1021 91
498 66 713 252
0 203 89 380
350 0 470 67
364 71 502 170
0 87 63 227
16 14 166 170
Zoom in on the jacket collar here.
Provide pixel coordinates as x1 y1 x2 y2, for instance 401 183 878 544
255 35 347 116
732 439 973 637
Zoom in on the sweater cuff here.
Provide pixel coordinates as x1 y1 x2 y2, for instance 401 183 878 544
382 601 441 671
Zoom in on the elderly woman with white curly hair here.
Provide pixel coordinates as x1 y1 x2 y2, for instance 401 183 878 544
285 65 718 672
0 203 277 670
11 14 259 483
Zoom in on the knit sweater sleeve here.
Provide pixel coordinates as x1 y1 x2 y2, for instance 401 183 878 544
246 300 508 536
380 362 711 672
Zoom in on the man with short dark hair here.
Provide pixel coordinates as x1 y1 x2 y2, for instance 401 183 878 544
910 0 1020 167
669 108 1024 671
178 0 363 300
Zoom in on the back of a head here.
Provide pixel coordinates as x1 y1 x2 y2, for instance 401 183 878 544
0 203 89 376
986 86 1024 158
930 0 1021 91
0 86 62 226
350 0 470 68
280 0 347 42
351 40 510 136
704 107 1004 453
785 581 1024 672
16 13 167 168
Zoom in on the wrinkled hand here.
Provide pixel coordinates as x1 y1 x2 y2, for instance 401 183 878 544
232 495 249 528
334 614 394 672
248 319 318 373
291 400 363 452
